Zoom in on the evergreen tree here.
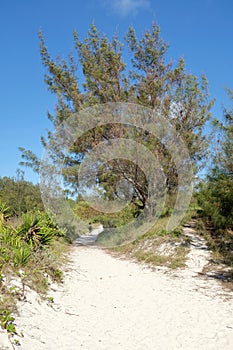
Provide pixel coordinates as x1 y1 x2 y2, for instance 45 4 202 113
20 23 213 210
198 89 233 229
0 172 44 216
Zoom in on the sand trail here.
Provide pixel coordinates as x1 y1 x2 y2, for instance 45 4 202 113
2 237 231 350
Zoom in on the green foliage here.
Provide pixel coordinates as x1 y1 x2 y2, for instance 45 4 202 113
0 203 69 327
75 200 140 228
0 309 17 334
0 172 44 216
74 23 126 104
20 22 213 212
198 175 233 229
111 216 188 269
198 88 233 230
0 220 31 268
212 89 233 177
196 89 233 272
0 201 11 223
46 296 54 303
13 245 32 267
133 250 168 265
17 211 64 248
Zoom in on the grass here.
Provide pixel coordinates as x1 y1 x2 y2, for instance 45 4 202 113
134 250 168 264
132 246 188 269
113 233 189 269
107 214 191 269
94 201 198 268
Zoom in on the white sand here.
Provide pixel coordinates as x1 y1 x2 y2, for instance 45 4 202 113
1 238 231 350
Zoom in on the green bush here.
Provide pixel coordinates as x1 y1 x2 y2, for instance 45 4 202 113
17 211 64 248
75 200 140 229
0 201 11 225
198 175 233 229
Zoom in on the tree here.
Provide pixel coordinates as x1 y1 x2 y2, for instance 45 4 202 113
212 88 233 178
20 23 213 213
0 172 44 216
198 88 233 229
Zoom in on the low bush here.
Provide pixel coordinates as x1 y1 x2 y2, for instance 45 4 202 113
0 202 69 336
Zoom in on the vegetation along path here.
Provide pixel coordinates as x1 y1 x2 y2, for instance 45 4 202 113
1 226 232 350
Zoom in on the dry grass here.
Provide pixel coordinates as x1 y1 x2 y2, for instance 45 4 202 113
109 217 190 269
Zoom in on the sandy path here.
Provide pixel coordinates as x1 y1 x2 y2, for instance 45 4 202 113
5 239 232 350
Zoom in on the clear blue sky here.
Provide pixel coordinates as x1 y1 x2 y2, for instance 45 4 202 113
0 0 233 183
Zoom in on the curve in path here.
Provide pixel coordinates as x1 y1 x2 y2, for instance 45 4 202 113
75 225 104 246
8 242 233 350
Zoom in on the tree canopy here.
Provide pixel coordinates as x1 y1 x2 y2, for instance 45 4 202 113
198 89 233 230
20 23 214 214
0 171 43 216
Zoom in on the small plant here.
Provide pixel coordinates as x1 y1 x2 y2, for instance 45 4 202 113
0 309 17 335
51 268 63 282
17 211 63 248
0 201 11 223
0 203 70 325
47 296 54 303
13 245 32 267
14 339 21 346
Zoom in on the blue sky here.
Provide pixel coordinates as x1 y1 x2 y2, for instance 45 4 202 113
0 0 233 183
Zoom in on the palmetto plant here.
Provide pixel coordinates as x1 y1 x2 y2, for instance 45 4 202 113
17 211 63 247
0 201 11 223
0 224 32 267
0 203 67 333
13 245 32 267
